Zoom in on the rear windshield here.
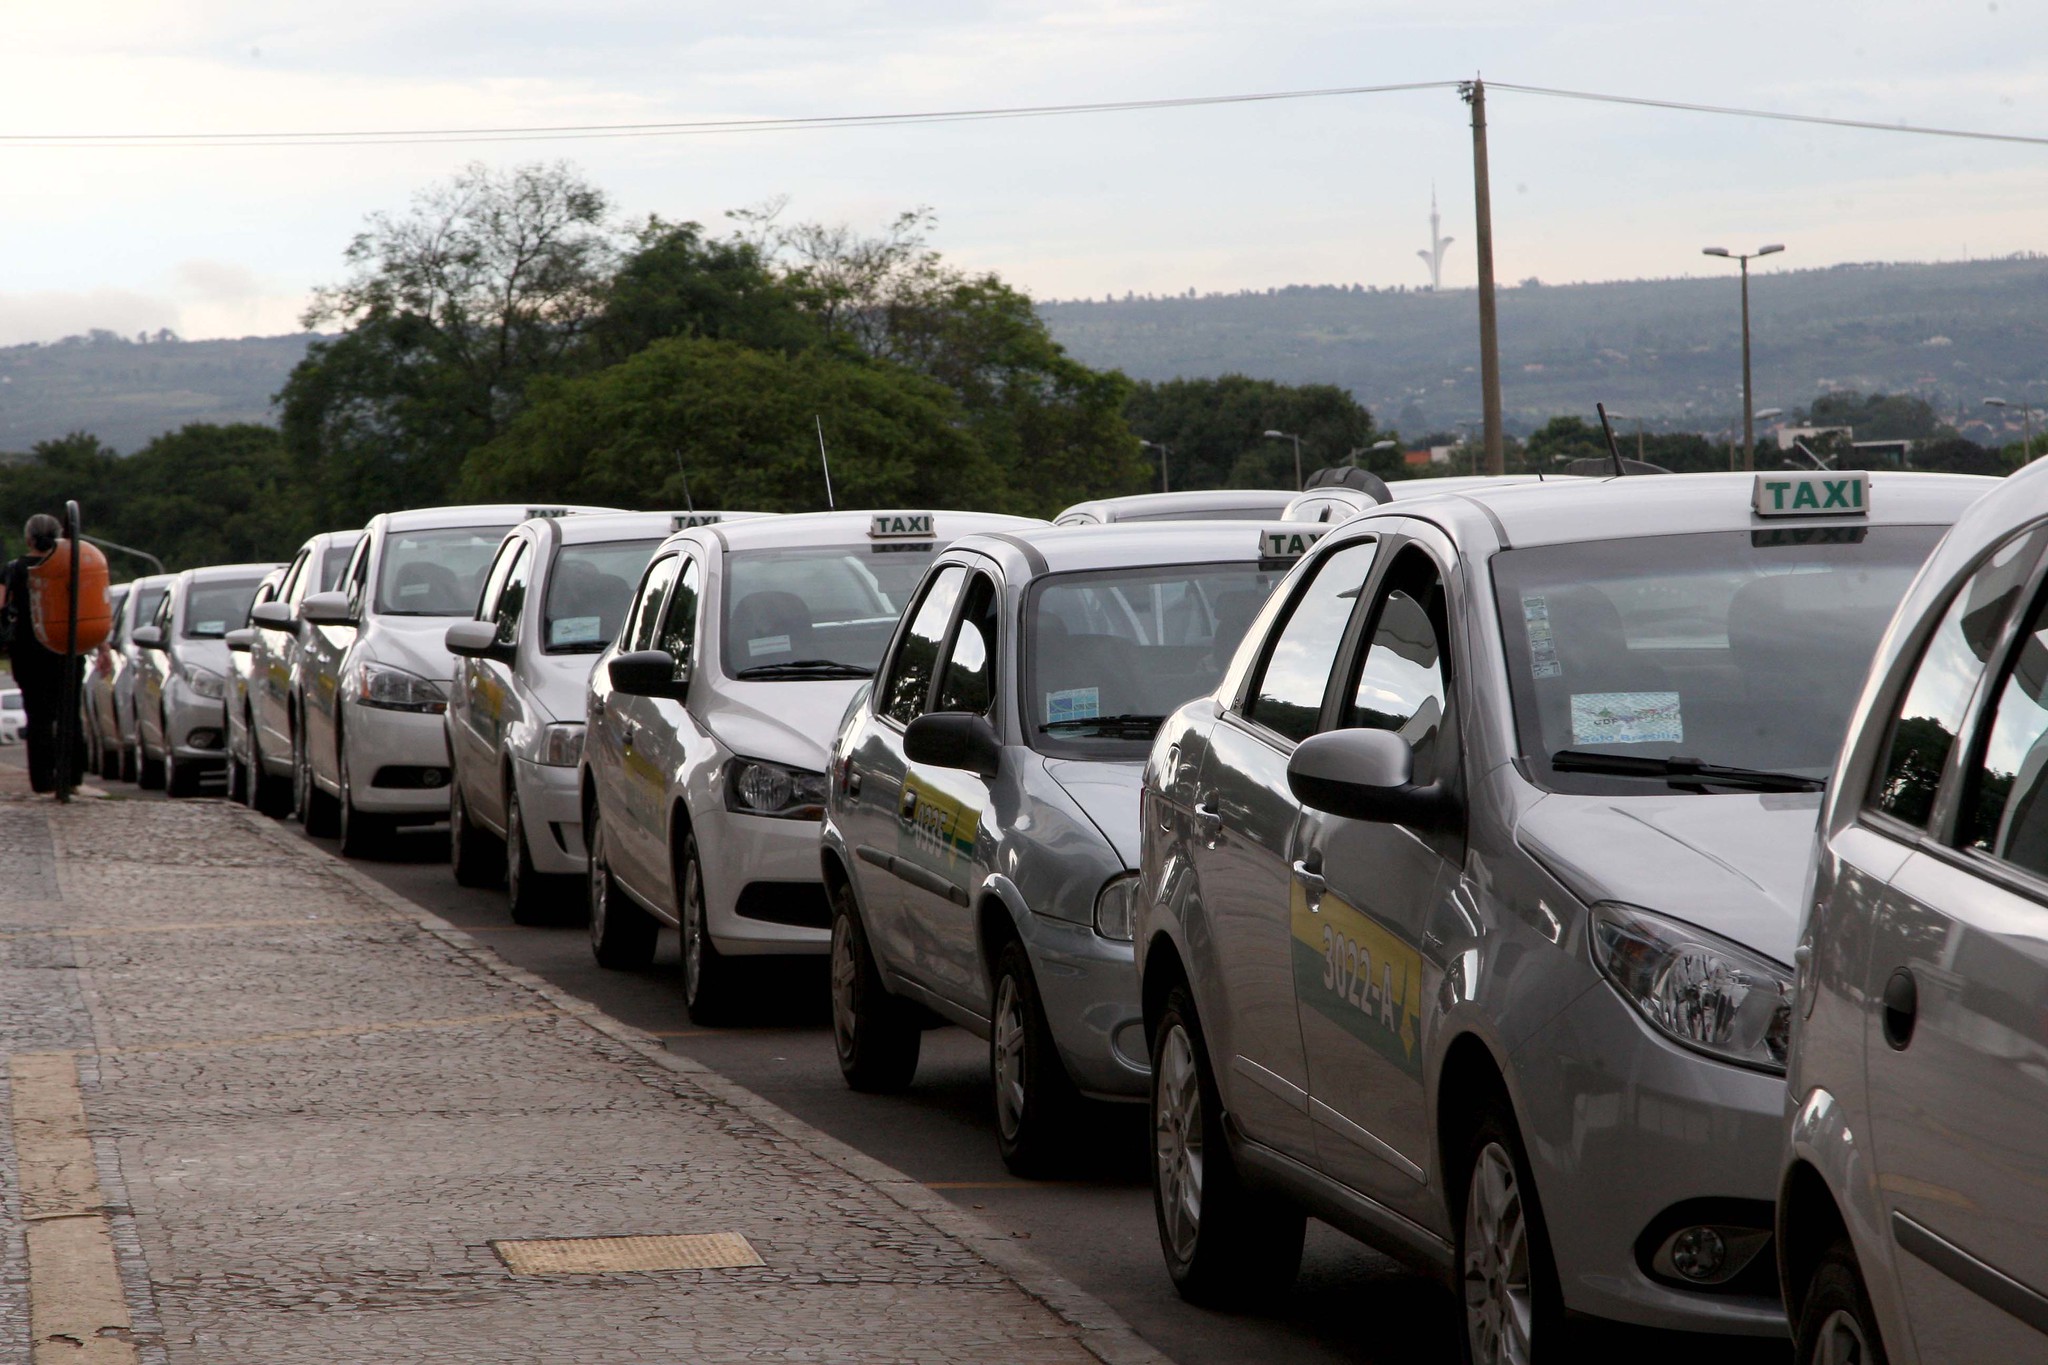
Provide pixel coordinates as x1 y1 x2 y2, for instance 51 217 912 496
376 526 513 616
1493 525 1945 793
182 578 265 639
722 542 939 677
544 538 663 653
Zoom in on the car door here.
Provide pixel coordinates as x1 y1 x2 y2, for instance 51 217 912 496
1193 536 1380 1163
1860 540 2048 1356
603 551 681 902
304 536 369 786
634 554 703 912
140 587 176 748
254 549 309 757
1292 539 1462 1218
455 536 531 831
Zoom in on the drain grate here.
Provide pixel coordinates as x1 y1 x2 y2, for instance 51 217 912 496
491 1232 764 1275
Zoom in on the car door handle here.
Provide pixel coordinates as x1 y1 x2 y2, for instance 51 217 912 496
1192 800 1223 836
846 768 863 796
1882 968 1918 1050
1291 860 1326 898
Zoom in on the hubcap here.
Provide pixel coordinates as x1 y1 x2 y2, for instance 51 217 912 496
681 847 705 1003
1153 1023 1203 1264
830 916 858 1061
1463 1142 1534 1365
1813 1308 1872 1365
993 974 1028 1141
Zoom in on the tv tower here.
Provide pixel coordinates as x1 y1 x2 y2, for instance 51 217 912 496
1416 186 1454 291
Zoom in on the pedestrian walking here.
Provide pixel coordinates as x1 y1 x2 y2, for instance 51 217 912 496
3 515 84 794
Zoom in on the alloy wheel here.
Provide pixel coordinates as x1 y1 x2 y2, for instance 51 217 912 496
586 821 610 951
1153 1022 1203 1264
1811 1309 1873 1365
830 915 859 1060
1463 1141 1533 1365
993 974 1028 1141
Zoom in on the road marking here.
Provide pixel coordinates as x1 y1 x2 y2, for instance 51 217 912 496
11 1052 137 1364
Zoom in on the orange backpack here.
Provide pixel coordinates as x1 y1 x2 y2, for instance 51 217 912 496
28 539 112 653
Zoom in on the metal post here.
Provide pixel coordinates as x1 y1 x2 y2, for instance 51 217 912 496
1464 79 1505 478
56 500 80 802
1740 258 1756 472
1291 434 1303 491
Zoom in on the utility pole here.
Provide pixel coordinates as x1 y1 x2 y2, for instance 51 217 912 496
1703 244 1784 471
1463 79 1505 477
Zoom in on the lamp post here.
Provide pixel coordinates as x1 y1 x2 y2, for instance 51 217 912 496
1347 438 1398 469
1985 398 2039 463
1139 439 1171 493
1702 243 1785 471
1263 429 1305 489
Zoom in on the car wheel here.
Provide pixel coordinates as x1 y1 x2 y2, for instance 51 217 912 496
335 743 388 858
676 830 735 1022
227 736 249 805
450 782 506 889
294 721 337 837
587 804 657 969
1796 1238 1889 1365
507 785 573 926
1457 1092 1563 1365
1151 982 1305 1307
829 882 921 1092
992 937 1082 1176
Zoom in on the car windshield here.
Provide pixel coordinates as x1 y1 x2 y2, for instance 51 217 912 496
319 542 356 591
722 542 940 676
2 693 21 711
1493 525 1946 794
375 525 513 616
1028 562 1287 756
182 578 265 639
544 537 663 653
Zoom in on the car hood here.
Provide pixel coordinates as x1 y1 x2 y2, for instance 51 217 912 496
171 637 232 679
361 614 462 684
1042 757 1144 870
523 652 604 725
700 679 870 772
1515 791 1822 966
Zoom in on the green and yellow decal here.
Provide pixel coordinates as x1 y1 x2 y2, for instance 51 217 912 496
1291 881 1423 1078
898 774 979 871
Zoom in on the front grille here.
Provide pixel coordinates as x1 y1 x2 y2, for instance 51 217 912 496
370 765 449 789
733 882 831 929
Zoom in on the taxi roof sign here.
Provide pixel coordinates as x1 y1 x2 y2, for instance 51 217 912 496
870 513 935 539
1752 471 1869 518
1258 526 1326 562
672 512 724 531
526 506 572 520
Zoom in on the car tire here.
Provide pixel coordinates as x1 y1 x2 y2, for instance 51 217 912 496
162 708 202 798
335 743 388 858
138 736 165 791
677 829 735 1023
1456 1090 1565 1365
587 804 657 969
450 783 506 889
507 785 573 926
249 724 291 817
1795 1238 1890 1365
99 737 121 783
294 721 337 837
829 883 921 1092
227 738 249 805
992 937 1082 1177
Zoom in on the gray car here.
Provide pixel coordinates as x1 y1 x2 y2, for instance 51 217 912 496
133 563 281 796
224 568 287 806
81 582 129 779
1133 470 1994 1355
100 574 171 783
821 522 1306 1172
1780 457 2048 1363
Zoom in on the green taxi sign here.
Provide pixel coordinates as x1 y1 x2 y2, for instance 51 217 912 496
1752 471 1869 518
870 513 935 538
1259 526 1326 561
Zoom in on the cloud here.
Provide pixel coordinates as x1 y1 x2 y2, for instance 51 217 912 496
0 291 176 347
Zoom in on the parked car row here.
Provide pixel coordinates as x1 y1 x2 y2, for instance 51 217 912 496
80 467 2048 1362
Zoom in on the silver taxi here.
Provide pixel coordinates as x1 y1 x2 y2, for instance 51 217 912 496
1134 470 1993 1351
1781 459 2048 1364
134 563 280 797
822 522 1303 1172
1285 475 1572 525
1056 489 1297 526
81 582 130 781
583 510 1039 1022
224 567 286 805
294 504 613 856
445 511 755 923
244 530 363 816
100 574 171 783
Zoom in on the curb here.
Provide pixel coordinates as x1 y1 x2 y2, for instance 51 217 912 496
226 806 1173 1365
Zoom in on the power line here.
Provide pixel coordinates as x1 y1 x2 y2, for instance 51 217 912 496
1491 82 2048 149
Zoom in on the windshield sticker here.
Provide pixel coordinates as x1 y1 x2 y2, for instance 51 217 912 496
399 582 429 599
1571 692 1682 746
1046 687 1100 725
194 620 225 636
551 616 601 647
1522 595 1563 679
748 634 792 657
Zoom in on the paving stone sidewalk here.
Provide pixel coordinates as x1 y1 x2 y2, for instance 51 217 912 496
0 785 1168 1364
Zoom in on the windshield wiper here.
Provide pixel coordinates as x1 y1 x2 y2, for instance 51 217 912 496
1040 713 1170 737
733 659 875 680
1550 749 1825 793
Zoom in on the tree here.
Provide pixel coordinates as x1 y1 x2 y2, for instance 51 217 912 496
588 217 821 363
1526 415 1726 473
1123 376 1387 490
1804 391 1950 442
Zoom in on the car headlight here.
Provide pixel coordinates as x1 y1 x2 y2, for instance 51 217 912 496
1590 902 1793 1074
356 663 447 714
1093 873 1138 942
538 723 584 768
725 758 828 819
181 666 226 701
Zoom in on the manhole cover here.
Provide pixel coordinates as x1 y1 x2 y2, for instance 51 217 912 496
491 1233 764 1275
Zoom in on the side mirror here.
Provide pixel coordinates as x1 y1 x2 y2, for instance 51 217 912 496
904 712 1002 780
445 619 514 663
1286 728 1448 825
132 625 164 651
224 628 256 653
608 649 686 699
251 600 297 630
300 591 355 627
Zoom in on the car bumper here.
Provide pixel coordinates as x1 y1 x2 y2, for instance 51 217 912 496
341 704 452 815
164 687 228 763
1015 908 1147 1100
511 756 585 875
697 809 830 956
1508 980 1789 1336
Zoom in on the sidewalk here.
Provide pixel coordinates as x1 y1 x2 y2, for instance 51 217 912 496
0 775 1167 1364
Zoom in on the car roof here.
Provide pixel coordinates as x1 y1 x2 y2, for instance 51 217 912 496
183 562 286 583
372 503 617 533
534 510 763 546
950 521 1307 577
683 509 1042 554
1057 489 1297 522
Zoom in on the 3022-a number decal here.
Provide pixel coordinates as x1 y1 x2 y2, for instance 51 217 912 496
1323 923 1401 1030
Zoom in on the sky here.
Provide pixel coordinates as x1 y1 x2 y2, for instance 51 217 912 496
1 0 2044 345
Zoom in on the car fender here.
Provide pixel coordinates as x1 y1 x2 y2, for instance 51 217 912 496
1782 1084 1916 1362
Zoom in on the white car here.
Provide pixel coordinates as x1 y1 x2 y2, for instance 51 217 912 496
0 689 23 745
293 503 612 856
582 509 1041 1022
244 529 364 816
1055 489 1298 526
224 568 287 806
445 511 757 923
133 563 281 796
101 575 172 782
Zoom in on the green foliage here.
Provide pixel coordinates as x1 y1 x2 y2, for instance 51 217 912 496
1803 391 1949 441
1526 414 1726 473
1123 375 1385 491
589 218 820 362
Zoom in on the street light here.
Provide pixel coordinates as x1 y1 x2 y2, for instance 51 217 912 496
1985 398 2039 463
1347 438 1399 469
1263 429 1305 489
1139 438 1172 493
1702 243 1785 471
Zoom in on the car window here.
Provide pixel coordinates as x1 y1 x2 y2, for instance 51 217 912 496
880 566 966 725
278 551 309 605
491 541 533 647
1958 585 2048 872
318 542 356 593
343 538 371 618
1344 554 1450 785
626 554 680 654
658 559 700 682
131 586 165 639
375 525 514 617
154 589 174 632
183 578 265 639
1242 541 1381 745
933 572 999 716
721 542 941 678
476 537 524 624
1874 528 2048 828
545 537 663 653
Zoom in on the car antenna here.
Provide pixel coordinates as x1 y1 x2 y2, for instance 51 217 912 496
672 449 696 515
1596 403 1627 478
816 414 835 511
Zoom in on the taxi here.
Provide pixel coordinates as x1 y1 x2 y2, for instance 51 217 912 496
81 582 130 781
1780 458 2048 1363
100 574 171 783
1055 489 1297 525
822 522 1303 1172
245 530 363 816
583 509 1039 1022
1133 470 1995 1351
294 504 612 855
1284 474 1570 525
224 567 286 805
445 511 755 923
133 563 281 797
